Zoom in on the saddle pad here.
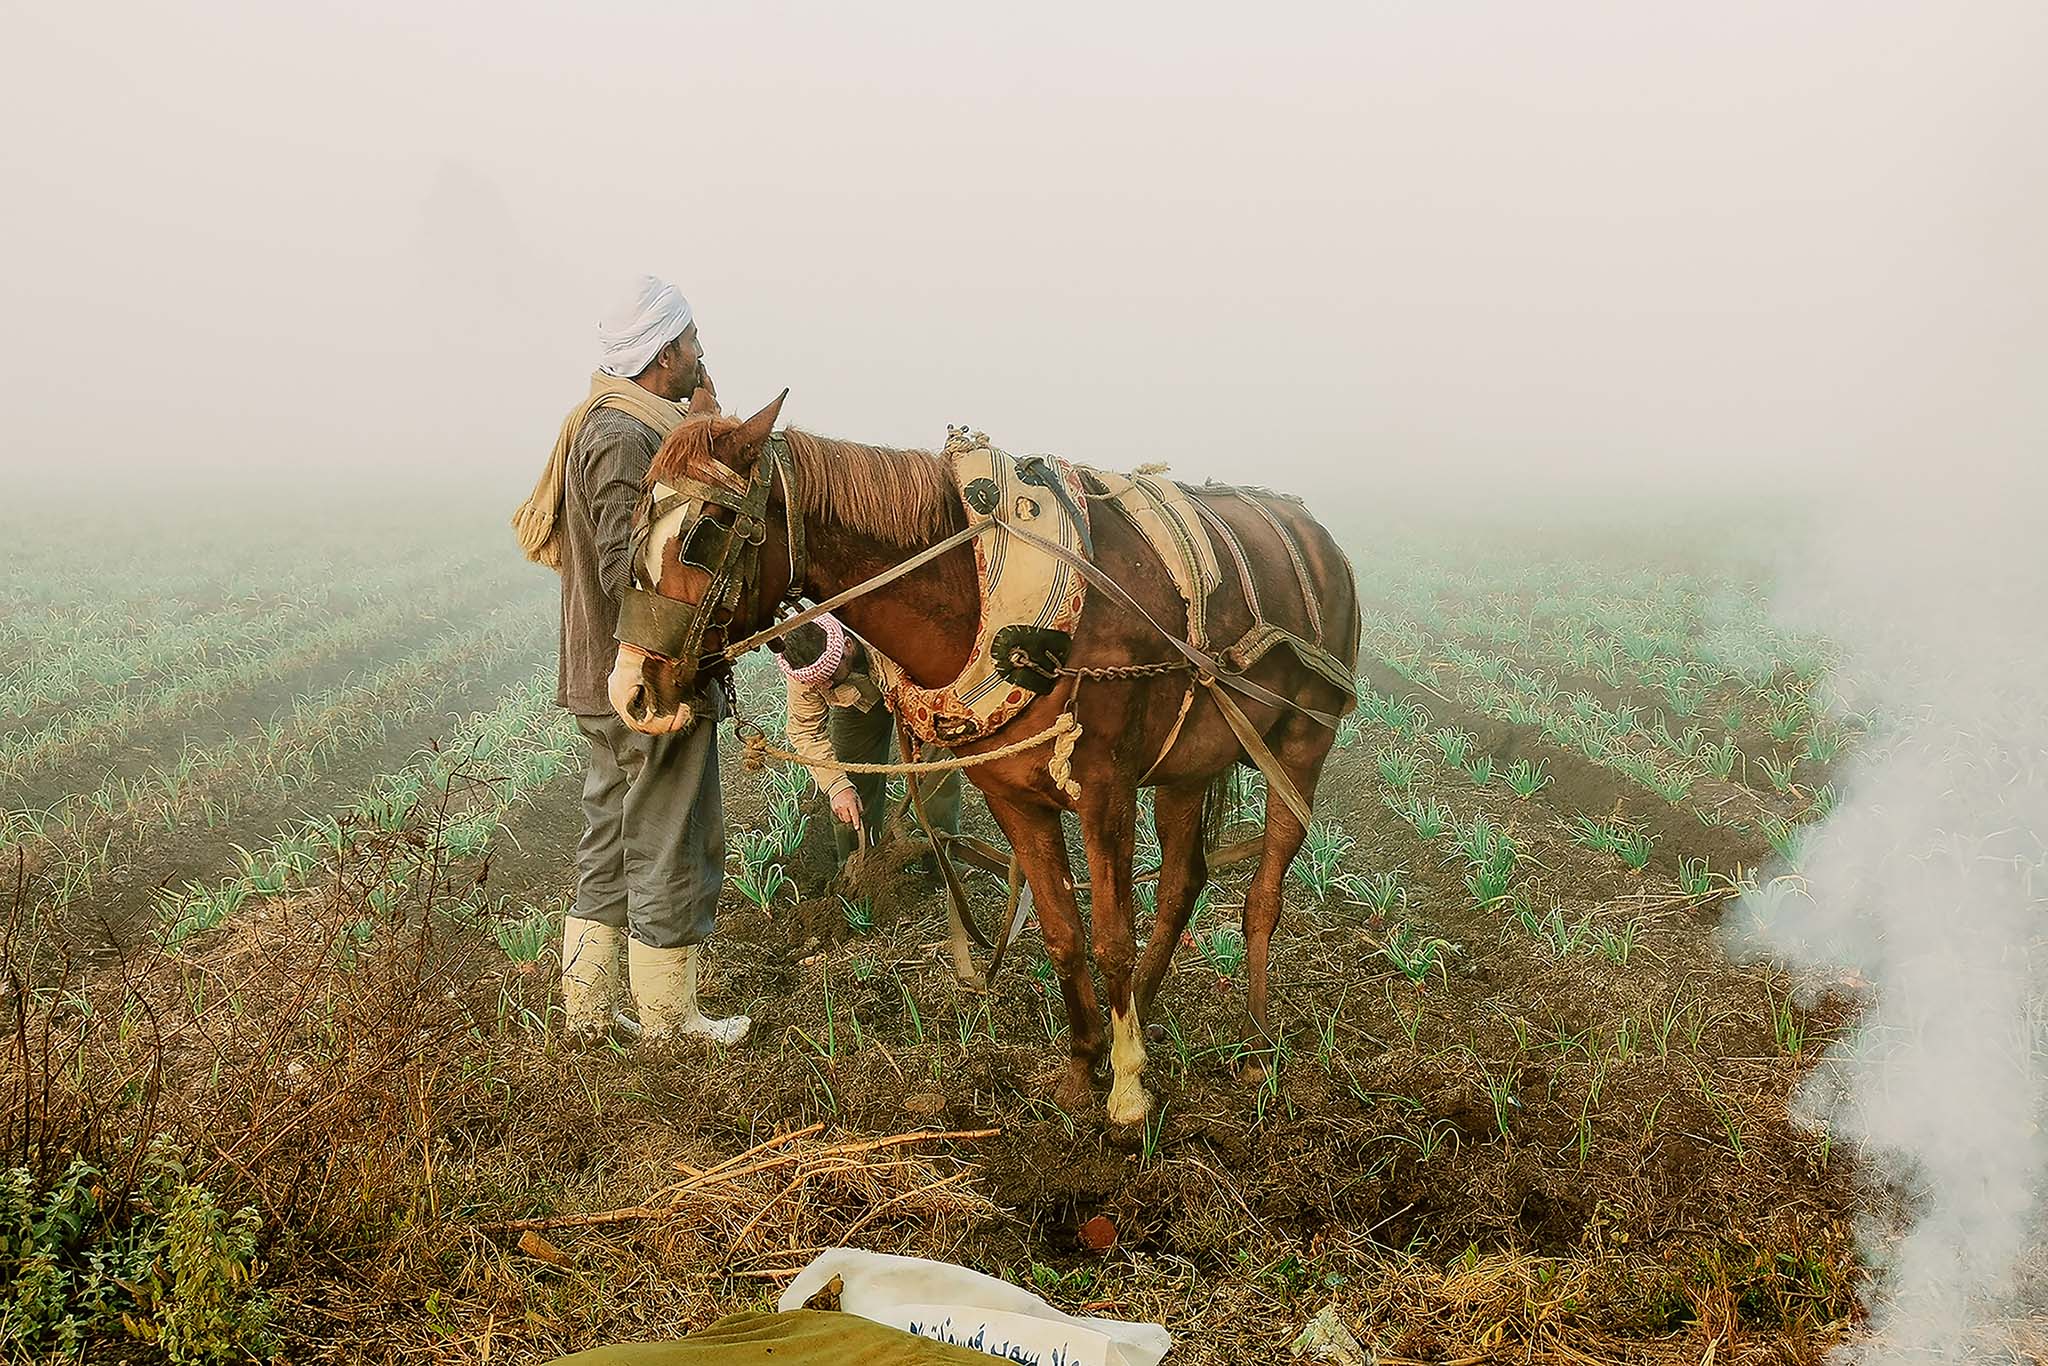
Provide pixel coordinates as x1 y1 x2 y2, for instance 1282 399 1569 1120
893 434 1090 746
1085 469 1222 648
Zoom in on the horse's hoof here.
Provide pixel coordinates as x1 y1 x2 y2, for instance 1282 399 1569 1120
945 948 987 993
1052 1069 1096 1115
1106 1083 1152 1128
1236 1055 1269 1085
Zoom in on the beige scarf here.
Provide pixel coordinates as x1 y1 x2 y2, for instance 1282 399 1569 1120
512 372 690 569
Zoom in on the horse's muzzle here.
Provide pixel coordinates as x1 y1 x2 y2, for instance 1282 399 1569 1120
608 653 696 735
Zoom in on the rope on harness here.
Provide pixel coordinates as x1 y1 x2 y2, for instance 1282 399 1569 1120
1054 658 1193 680
733 710 1079 777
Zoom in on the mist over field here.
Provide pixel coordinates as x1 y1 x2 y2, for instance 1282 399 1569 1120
2 2 2041 505
3 4 2045 1363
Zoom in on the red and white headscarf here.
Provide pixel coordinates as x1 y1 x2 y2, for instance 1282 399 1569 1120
776 612 849 687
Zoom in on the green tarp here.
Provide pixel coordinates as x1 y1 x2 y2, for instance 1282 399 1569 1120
546 1309 1006 1366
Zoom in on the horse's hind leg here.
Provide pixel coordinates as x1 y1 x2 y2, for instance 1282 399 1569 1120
1135 780 1209 1017
1242 714 1334 1064
984 796 1105 1114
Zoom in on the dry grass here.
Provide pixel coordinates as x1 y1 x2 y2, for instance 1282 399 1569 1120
7 738 2044 1365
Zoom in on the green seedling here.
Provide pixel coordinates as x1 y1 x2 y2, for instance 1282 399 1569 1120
1760 815 1803 866
897 975 926 1044
1505 758 1550 799
1593 918 1639 966
1453 812 1512 868
1477 1061 1521 1140
728 827 796 911
1534 906 1590 957
1614 826 1655 873
1375 746 1421 790
1377 926 1453 987
1805 725 1845 765
1354 869 1404 917
1292 821 1365 903
1465 861 1512 907
1200 926 1247 978
1572 815 1617 854
1767 981 1806 1056
1758 752 1800 793
1383 792 1451 840
1429 727 1472 768
1652 764 1698 803
495 905 554 964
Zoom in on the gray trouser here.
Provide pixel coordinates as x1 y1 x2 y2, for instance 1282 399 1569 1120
573 698 724 950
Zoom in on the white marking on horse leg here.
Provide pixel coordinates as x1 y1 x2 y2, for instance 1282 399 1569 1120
1106 993 1151 1126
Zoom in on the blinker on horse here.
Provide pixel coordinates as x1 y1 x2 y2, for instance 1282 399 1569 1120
609 389 1360 1127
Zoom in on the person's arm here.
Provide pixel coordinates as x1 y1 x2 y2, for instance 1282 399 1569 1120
584 415 659 603
784 679 854 803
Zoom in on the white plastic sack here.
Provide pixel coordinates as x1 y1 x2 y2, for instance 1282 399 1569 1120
778 1248 1172 1366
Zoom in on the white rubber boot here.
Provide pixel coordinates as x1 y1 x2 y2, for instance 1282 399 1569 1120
560 916 624 1041
628 939 751 1046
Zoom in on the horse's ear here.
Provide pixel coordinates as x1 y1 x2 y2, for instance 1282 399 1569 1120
716 389 787 470
686 386 720 417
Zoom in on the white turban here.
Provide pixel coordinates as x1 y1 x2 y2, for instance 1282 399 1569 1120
597 275 694 378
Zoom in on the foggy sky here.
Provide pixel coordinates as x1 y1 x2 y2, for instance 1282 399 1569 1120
2 2 2041 501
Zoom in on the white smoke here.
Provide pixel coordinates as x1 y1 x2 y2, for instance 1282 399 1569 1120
1726 463 2048 1360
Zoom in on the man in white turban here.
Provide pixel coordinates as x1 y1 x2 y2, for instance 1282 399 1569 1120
597 275 701 382
522 275 750 1049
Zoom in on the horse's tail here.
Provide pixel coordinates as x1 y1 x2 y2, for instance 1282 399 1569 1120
1200 764 1238 852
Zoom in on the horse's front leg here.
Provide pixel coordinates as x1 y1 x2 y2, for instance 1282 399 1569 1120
1079 785 1148 1126
983 795 1104 1114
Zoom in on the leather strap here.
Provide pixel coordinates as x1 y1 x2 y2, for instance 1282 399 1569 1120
900 722 993 955
1232 490 1324 641
994 516 1343 730
1189 494 1265 624
990 516 1329 826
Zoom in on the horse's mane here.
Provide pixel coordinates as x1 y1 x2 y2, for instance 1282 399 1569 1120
648 420 959 547
782 429 958 545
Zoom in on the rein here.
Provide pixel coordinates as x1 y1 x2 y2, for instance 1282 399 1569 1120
720 519 993 660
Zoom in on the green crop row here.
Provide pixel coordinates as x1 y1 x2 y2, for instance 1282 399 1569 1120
7 608 549 913
0 565 545 787
153 672 580 949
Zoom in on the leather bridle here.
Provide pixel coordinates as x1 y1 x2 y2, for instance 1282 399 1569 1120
615 433 806 686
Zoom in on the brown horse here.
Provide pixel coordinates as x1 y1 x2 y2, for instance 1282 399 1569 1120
608 392 1359 1125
